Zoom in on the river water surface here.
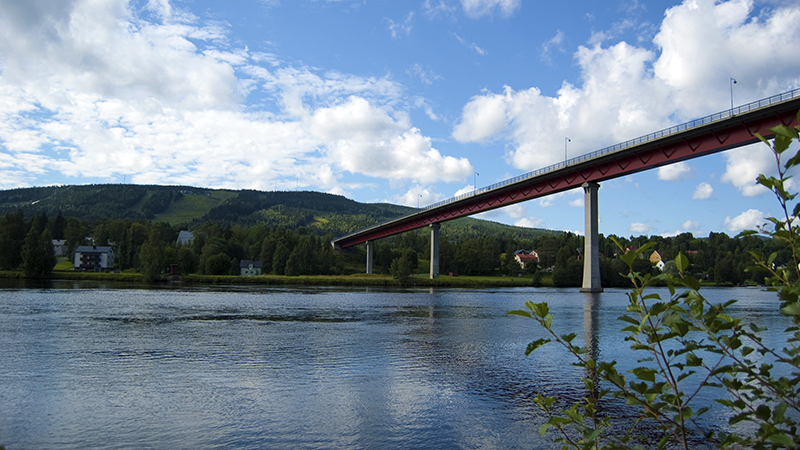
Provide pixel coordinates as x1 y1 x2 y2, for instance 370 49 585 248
0 281 792 449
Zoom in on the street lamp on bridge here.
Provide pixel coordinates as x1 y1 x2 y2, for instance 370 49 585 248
565 137 571 163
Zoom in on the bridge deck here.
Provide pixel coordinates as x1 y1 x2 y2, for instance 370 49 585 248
332 89 800 249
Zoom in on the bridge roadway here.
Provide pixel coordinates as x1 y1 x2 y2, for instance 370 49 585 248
332 89 800 290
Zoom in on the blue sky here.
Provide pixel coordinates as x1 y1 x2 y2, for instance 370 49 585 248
1 0 799 237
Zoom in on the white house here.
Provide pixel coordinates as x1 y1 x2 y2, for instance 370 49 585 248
240 260 263 276
51 239 68 257
177 230 194 246
73 246 115 271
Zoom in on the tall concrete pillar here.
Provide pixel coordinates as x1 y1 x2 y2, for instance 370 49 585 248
430 223 440 279
581 182 603 293
366 240 374 275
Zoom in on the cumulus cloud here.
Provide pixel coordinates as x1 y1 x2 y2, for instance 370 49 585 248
724 209 765 232
396 186 442 208
682 219 700 231
569 197 584 207
692 182 713 200
720 144 772 196
312 97 473 183
0 0 471 192
515 217 544 228
629 222 651 234
451 0 800 177
658 161 691 181
502 203 527 219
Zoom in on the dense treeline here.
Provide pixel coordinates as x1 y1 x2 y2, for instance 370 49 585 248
0 208 789 285
0 185 558 242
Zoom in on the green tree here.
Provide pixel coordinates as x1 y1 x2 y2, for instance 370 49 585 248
139 231 164 282
22 228 56 278
177 247 199 274
205 252 231 276
0 209 26 270
259 237 276 273
390 252 414 283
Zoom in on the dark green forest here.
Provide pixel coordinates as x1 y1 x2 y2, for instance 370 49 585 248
0 184 788 285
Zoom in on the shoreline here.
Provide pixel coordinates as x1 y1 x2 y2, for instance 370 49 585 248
0 270 547 288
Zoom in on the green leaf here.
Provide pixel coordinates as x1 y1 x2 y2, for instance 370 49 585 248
675 252 689 273
538 423 550 436
507 310 531 318
531 302 550 318
560 333 577 343
525 338 551 356
767 433 795 447
782 301 800 316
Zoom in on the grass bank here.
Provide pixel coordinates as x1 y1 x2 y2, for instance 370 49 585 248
0 270 552 288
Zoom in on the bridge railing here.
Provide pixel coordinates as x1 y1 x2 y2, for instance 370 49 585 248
423 87 800 211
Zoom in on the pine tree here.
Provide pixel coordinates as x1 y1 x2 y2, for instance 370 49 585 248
22 228 56 278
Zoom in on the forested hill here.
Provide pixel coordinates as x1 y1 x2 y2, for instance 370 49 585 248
0 184 559 241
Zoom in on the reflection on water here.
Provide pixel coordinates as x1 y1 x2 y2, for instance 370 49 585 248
0 281 792 449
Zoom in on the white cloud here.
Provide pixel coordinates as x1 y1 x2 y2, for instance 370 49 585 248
451 0 800 176
502 203 527 219
569 197 584 207
0 0 472 193
629 222 651 233
724 209 765 232
720 144 772 196
653 0 800 114
422 0 457 18
452 89 510 142
460 0 520 18
453 185 476 197
692 182 713 200
681 219 700 231
387 12 414 39
515 217 544 228
658 161 691 181
312 97 473 183
395 186 442 208
453 33 488 56
540 30 565 64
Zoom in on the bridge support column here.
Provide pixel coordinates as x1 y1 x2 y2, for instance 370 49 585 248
581 182 603 293
430 223 440 279
366 240 374 275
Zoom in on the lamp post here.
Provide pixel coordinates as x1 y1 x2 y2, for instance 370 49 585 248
474 172 479 191
730 77 737 111
418 194 422 209
565 137 571 163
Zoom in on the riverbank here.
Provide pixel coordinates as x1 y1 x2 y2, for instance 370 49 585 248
0 270 550 288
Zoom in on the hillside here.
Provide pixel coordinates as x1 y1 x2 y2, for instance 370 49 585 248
0 184 560 241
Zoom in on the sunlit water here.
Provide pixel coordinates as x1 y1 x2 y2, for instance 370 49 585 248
0 280 793 449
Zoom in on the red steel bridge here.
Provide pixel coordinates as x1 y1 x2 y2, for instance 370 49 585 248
332 88 800 289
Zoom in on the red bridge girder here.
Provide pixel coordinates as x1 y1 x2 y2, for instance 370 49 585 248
333 96 800 249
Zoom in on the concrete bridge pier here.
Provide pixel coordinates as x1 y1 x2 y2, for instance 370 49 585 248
581 182 603 293
366 240 374 275
430 223 440 279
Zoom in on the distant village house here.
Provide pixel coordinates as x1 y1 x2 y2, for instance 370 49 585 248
240 260 262 277
73 245 115 272
51 239 68 257
177 230 194 246
514 250 539 270
650 251 666 271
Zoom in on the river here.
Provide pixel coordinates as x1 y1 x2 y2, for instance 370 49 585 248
0 280 792 449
